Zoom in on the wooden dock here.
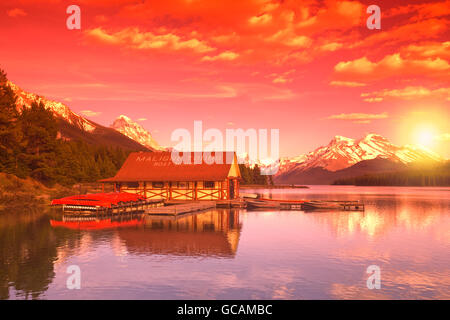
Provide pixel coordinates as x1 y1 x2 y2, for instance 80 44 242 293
146 201 216 216
245 199 365 211
216 199 246 208
301 200 364 211
109 199 164 214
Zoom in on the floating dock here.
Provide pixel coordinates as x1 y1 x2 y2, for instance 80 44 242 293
246 198 365 211
301 200 364 211
216 199 246 208
146 201 216 216
246 198 306 210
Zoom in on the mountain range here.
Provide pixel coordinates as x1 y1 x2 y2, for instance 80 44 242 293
8 81 444 185
274 134 442 184
9 81 157 151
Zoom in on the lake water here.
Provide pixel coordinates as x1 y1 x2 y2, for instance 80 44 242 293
1 186 449 299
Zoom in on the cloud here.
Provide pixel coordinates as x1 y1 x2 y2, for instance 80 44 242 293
211 33 239 44
283 35 311 47
137 118 147 121
272 76 292 84
249 14 272 25
78 0 136 6
80 110 102 117
269 69 296 84
85 27 215 54
327 112 388 123
385 1 450 21
329 81 366 87
202 51 239 62
352 18 448 49
267 27 312 48
78 0 447 69
363 97 383 103
362 86 450 101
334 53 450 81
434 133 450 142
335 56 376 74
7 8 27 17
296 1 365 33
402 41 450 59
320 42 343 52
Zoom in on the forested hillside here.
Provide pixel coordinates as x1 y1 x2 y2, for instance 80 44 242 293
1 69 272 188
239 164 273 185
333 162 450 186
0 69 130 186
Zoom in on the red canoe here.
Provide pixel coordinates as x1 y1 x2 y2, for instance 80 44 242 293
51 192 146 208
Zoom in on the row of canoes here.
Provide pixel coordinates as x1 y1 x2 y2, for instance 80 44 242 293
51 192 149 212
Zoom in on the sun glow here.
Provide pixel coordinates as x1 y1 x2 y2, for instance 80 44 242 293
397 109 449 157
415 127 436 147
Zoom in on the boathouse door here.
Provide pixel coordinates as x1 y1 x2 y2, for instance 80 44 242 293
229 179 235 199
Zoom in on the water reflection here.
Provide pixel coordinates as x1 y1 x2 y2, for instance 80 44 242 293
49 209 242 258
0 186 449 299
50 216 145 230
250 187 450 239
120 210 241 257
0 209 63 299
304 198 448 239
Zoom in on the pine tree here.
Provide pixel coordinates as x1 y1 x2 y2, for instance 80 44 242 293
0 69 21 174
19 101 58 184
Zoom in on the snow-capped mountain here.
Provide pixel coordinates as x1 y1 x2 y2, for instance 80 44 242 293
8 81 97 133
8 81 149 151
111 115 165 151
277 133 442 174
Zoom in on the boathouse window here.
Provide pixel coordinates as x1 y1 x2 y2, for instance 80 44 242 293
125 182 139 188
177 182 188 189
204 181 215 188
152 181 164 188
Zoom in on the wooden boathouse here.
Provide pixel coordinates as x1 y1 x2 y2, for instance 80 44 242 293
100 151 241 201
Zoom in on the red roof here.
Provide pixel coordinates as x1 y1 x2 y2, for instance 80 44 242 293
100 151 239 182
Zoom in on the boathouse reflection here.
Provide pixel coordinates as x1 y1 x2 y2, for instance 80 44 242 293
117 209 242 258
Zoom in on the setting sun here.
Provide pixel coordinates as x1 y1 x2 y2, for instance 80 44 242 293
416 128 436 147
397 109 448 156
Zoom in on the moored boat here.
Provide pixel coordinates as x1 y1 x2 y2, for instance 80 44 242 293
245 198 364 211
301 200 364 211
246 199 282 209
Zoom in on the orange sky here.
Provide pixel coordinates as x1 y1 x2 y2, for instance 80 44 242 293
0 0 449 157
